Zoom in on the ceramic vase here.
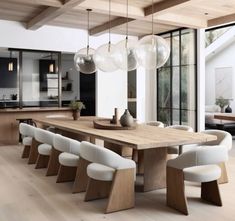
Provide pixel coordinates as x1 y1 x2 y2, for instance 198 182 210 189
225 105 232 113
120 109 134 127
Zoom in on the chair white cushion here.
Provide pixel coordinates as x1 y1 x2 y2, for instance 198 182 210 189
80 141 136 170
87 163 115 181
59 152 79 167
201 130 232 151
38 143 52 156
53 134 71 152
168 144 199 154
23 136 33 146
183 165 221 182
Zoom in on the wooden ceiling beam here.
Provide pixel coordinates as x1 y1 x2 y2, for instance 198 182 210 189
76 0 145 19
88 0 196 36
89 17 135 36
208 13 235 28
156 13 208 29
27 0 85 30
7 0 63 7
144 0 191 16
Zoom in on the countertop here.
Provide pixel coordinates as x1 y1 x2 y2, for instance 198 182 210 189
0 107 71 113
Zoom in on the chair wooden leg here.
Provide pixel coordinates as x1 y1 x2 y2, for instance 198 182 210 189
106 168 135 213
84 178 111 201
201 180 222 206
72 158 90 193
167 166 188 215
46 147 61 176
56 165 77 183
218 162 228 184
35 154 50 169
21 145 30 158
28 138 40 164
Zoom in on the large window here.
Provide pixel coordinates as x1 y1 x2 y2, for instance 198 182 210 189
157 29 197 130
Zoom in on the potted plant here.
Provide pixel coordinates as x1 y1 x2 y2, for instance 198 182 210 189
69 101 85 120
215 96 229 113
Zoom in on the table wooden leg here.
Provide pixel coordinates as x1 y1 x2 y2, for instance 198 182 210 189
136 147 167 192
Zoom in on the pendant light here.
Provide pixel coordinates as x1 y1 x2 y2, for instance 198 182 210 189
49 53 54 73
74 9 96 74
8 51 14 72
93 0 118 72
113 0 138 71
135 0 170 70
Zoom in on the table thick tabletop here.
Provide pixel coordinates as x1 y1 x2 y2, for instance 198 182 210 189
214 113 235 121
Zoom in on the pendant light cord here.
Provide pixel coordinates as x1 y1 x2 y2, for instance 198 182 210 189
151 0 154 36
126 0 128 40
86 9 91 55
108 0 111 52
87 9 90 48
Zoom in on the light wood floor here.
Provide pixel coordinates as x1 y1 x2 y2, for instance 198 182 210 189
0 145 235 221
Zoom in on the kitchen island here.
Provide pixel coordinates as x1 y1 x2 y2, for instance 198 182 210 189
0 107 71 145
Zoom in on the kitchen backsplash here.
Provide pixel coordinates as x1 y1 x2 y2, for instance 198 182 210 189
0 88 18 100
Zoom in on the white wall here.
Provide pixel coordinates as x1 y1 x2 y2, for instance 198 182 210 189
96 70 127 118
206 40 235 111
0 20 130 53
197 29 206 131
137 67 157 123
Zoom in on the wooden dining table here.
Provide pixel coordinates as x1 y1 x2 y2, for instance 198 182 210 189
34 117 216 192
214 113 235 121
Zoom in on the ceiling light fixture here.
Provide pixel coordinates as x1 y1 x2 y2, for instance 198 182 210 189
93 0 118 72
135 0 170 70
49 53 54 73
8 51 14 72
74 9 96 74
112 0 138 71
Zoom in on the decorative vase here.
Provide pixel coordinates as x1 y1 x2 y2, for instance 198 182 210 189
220 106 224 113
72 110 80 120
120 109 134 127
225 105 232 113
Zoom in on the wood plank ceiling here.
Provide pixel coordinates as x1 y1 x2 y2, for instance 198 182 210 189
0 0 235 36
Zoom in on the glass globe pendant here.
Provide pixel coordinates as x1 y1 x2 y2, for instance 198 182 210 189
93 42 117 72
93 0 118 72
134 0 170 70
74 9 96 74
135 35 170 70
74 46 96 74
113 38 138 71
112 0 138 71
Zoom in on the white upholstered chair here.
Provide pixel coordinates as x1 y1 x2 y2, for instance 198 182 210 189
146 121 164 128
80 141 136 213
46 133 71 176
201 130 232 183
34 128 55 169
19 123 35 158
167 145 228 215
57 137 81 183
167 125 194 155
